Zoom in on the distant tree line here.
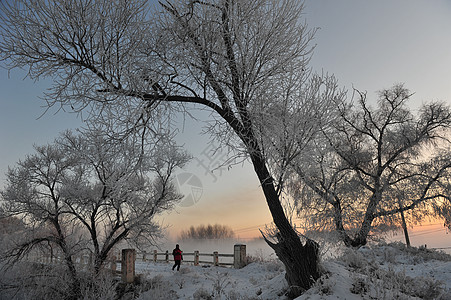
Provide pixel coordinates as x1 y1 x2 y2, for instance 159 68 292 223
179 224 235 240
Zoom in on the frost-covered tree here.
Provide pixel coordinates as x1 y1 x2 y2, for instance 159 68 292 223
289 85 451 247
179 224 235 240
1 130 189 299
0 0 345 294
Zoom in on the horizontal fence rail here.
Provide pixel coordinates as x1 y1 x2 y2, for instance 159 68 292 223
26 244 247 283
146 250 235 266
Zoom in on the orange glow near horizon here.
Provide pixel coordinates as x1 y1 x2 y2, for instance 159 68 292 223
160 194 450 250
158 160 450 249
158 184 273 241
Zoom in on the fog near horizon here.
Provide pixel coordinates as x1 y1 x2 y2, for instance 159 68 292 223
150 237 276 261
150 221 451 260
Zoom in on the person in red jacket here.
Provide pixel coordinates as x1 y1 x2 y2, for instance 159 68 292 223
172 244 183 271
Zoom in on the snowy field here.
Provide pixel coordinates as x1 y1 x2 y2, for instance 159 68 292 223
127 242 451 299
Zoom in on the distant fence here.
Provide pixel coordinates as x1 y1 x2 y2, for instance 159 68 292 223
114 244 247 269
30 252 98 268
28 244 247 283
145 250 232 267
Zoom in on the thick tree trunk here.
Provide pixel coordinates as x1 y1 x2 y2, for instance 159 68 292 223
54 219 81 300
350 193 381 247
251 152 320 298
334 206 372 248
350 217 372 247
264 232 320 298
332 201 354 247
64 255 81 300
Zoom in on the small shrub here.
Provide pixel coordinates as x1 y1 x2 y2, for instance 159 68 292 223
148 274 165 290
350 276 369 295
193 288 212 300
136 286 177 300
226 290 242 300
175 277 185 289
410 276 445 300
342 248 447 300
313 273 335 296
134 273 175 299
409 246 451 262
79 271 118 300
264 260 284 273
383 247 397 264
341 248 367 270
209 271 231 297
246 255 263 264
0 262 88 300
249 276 258 285
386 242 451 262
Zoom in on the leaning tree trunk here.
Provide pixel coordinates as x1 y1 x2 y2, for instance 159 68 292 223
251 153 320 298
398 199 411 247
351 219 372 247
349 191 382 247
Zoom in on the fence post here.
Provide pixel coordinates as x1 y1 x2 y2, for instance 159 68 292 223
234 244 246 269
142 251 147 262
154 250 158 262
165 250 169 263
194 250 199 266
213 251 219 266
121 249 136 283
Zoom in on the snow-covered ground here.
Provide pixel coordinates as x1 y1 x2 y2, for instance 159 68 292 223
130 242 451 299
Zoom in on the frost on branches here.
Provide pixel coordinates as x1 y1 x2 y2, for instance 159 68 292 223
1 129 190 299
288 84 451 247
0 0 354 296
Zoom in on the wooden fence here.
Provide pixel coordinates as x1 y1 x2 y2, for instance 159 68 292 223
143 250 232 266
29 244 247 283
115 244 247 269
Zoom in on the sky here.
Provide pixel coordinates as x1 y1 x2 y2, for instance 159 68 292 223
1 0 451 245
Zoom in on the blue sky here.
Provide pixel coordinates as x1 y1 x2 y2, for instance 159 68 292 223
305 0 451 106
1 0 451 241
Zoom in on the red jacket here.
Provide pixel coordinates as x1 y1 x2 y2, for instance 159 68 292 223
173 248 183 261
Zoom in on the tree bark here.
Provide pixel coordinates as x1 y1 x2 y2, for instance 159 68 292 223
251 152 320 298
350 192 381 247
332 201 354 247
398 199 411 247
350 220 371 247
64 253 81 300
53 218 82 300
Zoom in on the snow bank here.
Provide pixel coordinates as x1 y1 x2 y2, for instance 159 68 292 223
130 242 451 299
